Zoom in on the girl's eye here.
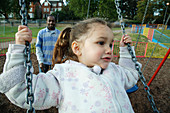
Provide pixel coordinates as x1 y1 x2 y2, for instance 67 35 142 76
98 41 104 45
109 44 113 48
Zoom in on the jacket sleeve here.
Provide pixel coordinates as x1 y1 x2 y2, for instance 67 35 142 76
0 44 61 110
118 46 142 90
36 31 44 64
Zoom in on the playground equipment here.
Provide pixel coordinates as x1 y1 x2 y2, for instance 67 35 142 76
147 48 170 87
19 0 35 113
17 0 169 113
131 25 170 49
114 0 170 112
115 0 149 94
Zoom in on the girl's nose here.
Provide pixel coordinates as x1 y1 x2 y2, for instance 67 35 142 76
106 46 112 54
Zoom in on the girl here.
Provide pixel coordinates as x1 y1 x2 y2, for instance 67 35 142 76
0 18 140 113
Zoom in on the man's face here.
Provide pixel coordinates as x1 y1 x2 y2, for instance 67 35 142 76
47 16 56 30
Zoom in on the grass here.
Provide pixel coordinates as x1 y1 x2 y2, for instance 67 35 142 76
112 29 170 58
113 32 148 42
146 42 170 58
0 25 170 58
0 26 17 39
0 26 65 42
156 29 170 37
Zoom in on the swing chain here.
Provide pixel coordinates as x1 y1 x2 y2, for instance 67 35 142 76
127 45 159 113
19 0 27 26
24 43 35 113
115 0 159 113
114 0 125 35
19 0 35 113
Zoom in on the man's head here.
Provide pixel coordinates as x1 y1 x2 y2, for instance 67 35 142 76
47 15 56 30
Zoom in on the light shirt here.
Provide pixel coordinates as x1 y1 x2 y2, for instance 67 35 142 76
36 27 60 65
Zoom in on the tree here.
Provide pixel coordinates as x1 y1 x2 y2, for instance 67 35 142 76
10 0 21 19
119 0 138 20
94 0 116 21
0 0 12 19
52 5 80 22
34 2 42 19
0 0 35 19
152 0 170 24
67 0 89 19
134 0 169 24
134 0 154 24
66 0 118 21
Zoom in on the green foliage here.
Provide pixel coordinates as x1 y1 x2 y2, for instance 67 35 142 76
134 0 154 23
125 19 141 24
119 0 138 20
97 0 117 21
34 3 42 19
152 0 170 24
0 0 12 19
52 5 80 22
68 0 88 19
66 0 117 21
10 0 20 19
0 0 35 19
135 0 169 24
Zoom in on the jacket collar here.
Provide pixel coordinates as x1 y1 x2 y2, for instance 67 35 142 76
65 60 103 75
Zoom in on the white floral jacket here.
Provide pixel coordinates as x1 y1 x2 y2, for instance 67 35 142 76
0 44 141 113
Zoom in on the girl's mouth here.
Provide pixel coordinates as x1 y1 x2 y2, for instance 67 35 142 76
102 57 111 62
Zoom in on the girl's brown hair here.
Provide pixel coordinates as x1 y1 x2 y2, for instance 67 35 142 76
52 18 112 66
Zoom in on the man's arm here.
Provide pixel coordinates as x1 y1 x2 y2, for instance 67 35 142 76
36 31 44 65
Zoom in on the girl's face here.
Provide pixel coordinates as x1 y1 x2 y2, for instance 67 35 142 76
78 23 114 69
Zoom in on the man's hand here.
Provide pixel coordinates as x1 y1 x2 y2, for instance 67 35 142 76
39 63 44 72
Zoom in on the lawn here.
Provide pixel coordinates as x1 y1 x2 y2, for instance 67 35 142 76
156 29 170 37
0 26 65 40
0 26 124 42
0 25 170 58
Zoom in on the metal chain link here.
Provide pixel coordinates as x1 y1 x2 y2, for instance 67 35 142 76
114 0 125 35
19 0 27 26
135 0 150 50
127 44 159 113
19 0 35 113
114 0 159 113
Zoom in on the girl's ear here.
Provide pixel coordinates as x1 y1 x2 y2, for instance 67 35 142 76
72 41 82 56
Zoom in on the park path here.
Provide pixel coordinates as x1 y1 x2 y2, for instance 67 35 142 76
0 28 131 49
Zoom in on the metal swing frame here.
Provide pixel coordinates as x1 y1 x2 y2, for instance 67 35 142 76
114 0 159 113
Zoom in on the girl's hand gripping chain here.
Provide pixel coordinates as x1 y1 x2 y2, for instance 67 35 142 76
120 34 132 47
15 25 32 45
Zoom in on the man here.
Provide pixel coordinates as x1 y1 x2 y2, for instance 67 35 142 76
36 15 60 73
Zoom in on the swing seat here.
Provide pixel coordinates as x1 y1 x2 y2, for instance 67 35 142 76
126 85 138 94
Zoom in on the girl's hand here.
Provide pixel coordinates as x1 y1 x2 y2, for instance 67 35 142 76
120 34 132 47
15 25 32 45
